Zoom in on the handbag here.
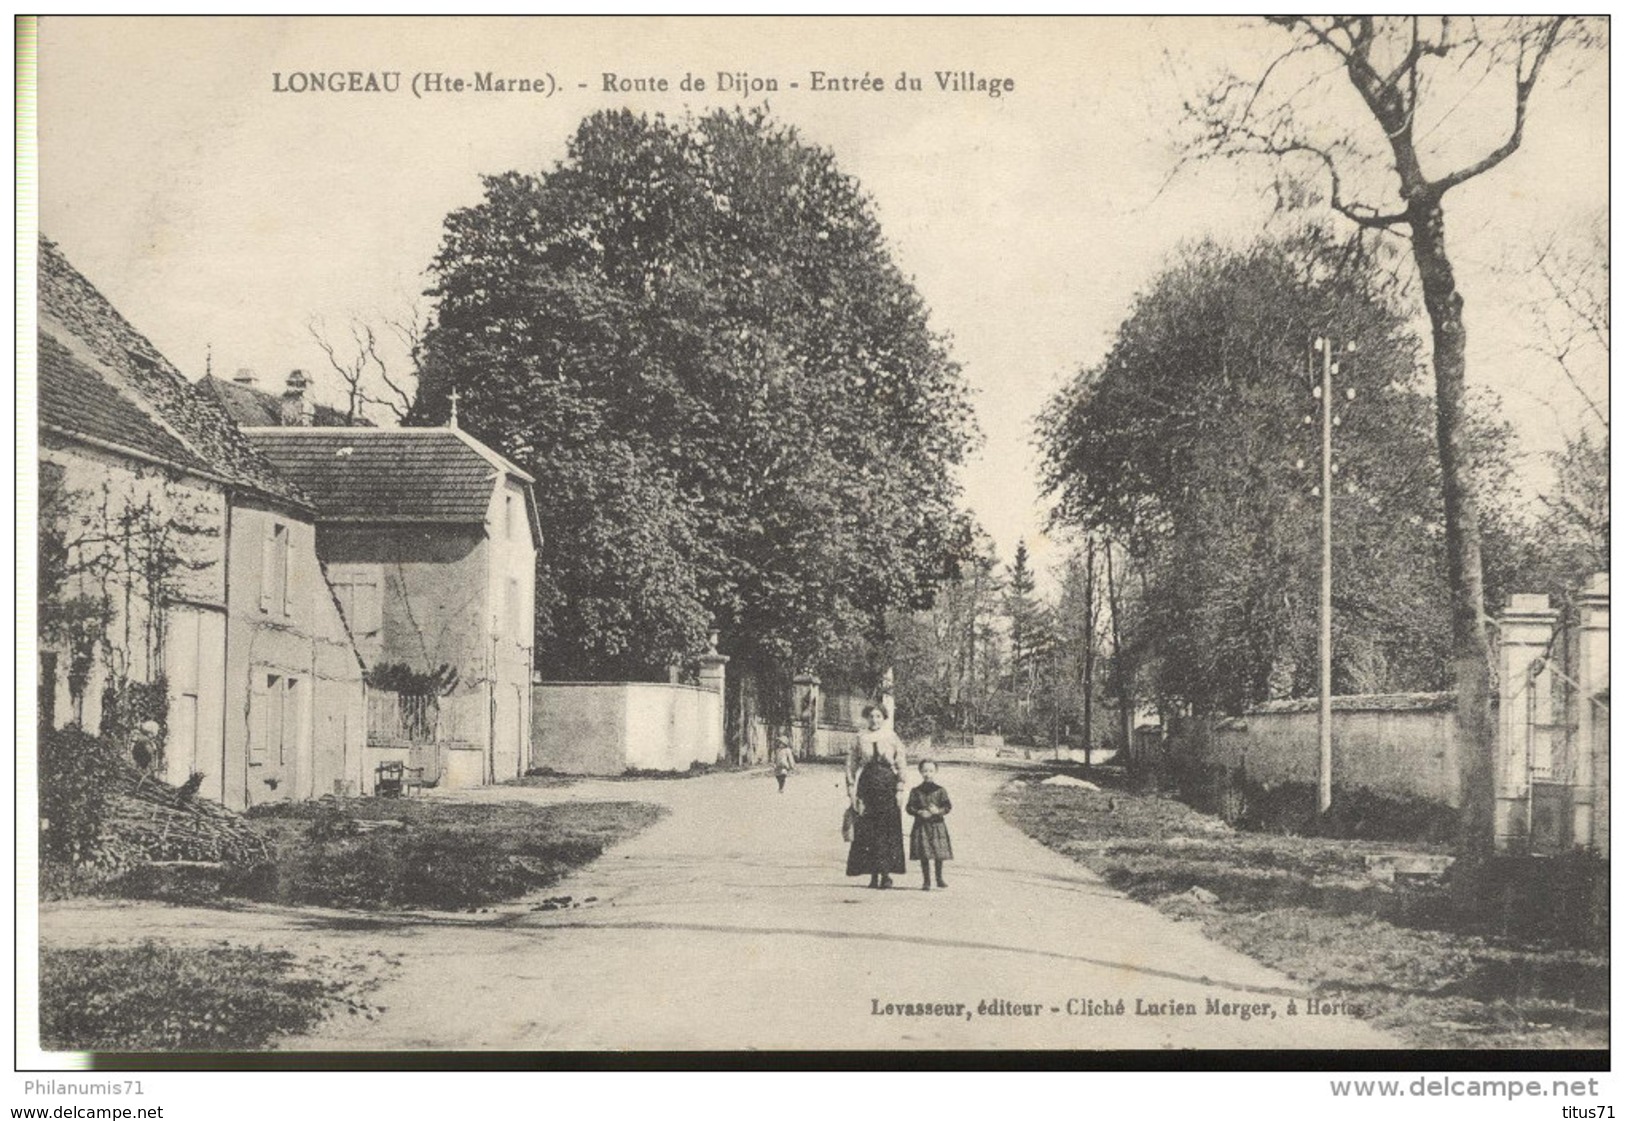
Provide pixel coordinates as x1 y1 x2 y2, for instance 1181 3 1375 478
841 805 858 843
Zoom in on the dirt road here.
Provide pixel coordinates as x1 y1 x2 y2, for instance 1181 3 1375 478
40 764 1398 1050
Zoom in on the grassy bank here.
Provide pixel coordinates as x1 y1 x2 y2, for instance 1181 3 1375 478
39 941 385 1052
995 773 1607 1050
94 798 664 911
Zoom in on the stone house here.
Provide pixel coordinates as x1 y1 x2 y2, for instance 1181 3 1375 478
37 238 368 809
243 424 540 790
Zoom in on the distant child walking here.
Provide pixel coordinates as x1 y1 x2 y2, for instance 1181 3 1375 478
771 735 797 793
906 759 953 890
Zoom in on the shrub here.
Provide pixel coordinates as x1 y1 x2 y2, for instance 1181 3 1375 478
1473 850 1610 951
1237 781 1457 844
39 727 128 866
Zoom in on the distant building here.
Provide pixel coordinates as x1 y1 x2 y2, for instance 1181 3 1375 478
244 425 540 789
37 238 367 808
200 368 370 428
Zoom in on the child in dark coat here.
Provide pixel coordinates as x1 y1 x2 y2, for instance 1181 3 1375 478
906 759 953 890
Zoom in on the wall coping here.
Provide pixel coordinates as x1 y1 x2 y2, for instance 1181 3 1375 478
1219 692 1457 723
533 680 718 696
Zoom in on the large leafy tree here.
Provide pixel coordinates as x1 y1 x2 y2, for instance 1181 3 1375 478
1040 231 1509 716
414 108 975 695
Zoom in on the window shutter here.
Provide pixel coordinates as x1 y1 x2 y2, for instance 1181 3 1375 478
356 571 380 635
259 528 274 611
280 678 299 766
279 525 293 616
249 675 270 763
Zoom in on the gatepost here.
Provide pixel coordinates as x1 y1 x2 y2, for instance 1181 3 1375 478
881 666 896 733
793 673 821 760
1575 574 1609 854
1495 594 1559 850
696 630 730 764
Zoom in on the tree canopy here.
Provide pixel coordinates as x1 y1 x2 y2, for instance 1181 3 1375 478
1039 231 1515 715
413 108 976 680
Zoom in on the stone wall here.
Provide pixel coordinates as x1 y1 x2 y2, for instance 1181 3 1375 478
1203 694 1460 806
531 681 723 775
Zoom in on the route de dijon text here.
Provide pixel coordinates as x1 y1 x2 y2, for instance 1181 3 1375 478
601 71 1016 97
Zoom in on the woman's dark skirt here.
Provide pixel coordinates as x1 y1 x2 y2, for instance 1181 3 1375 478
846 765 906 876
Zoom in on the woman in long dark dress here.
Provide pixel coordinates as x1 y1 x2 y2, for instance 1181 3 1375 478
845 704 907 888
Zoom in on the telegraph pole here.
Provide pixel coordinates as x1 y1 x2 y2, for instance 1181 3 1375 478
1316 337 1334 815
1311 337 1356 814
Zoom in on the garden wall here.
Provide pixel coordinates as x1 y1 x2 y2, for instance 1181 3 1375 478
1202 693 1460 806
532 681 723 775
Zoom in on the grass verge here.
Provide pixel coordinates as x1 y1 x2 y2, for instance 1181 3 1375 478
995 774 1607 1050
39 941 385 1052
102 798 665 911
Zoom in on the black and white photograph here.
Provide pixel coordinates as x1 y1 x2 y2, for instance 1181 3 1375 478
17 13 1611 1091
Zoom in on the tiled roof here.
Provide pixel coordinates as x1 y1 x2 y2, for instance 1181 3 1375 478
37 238 307 507
39 333 215 476
200 375 369 429
243 427 531 527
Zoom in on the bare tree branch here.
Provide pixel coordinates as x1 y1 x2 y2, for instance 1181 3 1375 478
1431 17 1566 194
307 307 424 422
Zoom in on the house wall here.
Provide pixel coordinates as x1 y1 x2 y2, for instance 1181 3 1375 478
485 478 537 785
40 440 230 798
319 505 538 791
319 524 489 676
531 682 722 775
222 500 365 809
1203 702 1461 807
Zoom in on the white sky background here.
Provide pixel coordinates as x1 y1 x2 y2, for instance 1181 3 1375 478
37 16 1608 586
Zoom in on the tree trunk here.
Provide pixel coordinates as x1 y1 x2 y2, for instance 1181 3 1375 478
965 568 980 734
1104 541 1134 769
1410 196 1497 902
1082 538 1096 769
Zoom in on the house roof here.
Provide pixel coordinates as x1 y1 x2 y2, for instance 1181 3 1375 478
40 333 216 478
199 374 370 429
241 426 540 543
37 238 308 508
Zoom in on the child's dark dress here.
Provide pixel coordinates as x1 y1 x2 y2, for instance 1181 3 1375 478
906 781 954 861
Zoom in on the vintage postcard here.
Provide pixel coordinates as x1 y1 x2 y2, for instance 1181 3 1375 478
19 14 1610 1083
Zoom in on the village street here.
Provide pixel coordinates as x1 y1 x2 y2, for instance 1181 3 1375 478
40 763 1398 1051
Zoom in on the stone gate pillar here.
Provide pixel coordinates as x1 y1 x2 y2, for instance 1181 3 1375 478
793 673 821 760
881 666 896 733
1495 594 1559 850
696 630 730 764
1575 574 1609 854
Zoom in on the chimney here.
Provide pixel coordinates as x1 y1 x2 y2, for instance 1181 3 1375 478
233 367 257 387
281 369 314 426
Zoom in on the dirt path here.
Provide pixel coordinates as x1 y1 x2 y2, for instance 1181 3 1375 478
40 764 1399 1050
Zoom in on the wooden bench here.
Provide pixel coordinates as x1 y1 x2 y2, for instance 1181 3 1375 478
374 760 428 798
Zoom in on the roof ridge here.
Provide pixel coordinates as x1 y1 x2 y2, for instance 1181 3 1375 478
447 426 536 484
39 238 310 509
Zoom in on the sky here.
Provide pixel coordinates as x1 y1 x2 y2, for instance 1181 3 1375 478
36 16 1609 587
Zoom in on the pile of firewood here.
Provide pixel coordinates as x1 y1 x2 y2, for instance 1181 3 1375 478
95 766 272 870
